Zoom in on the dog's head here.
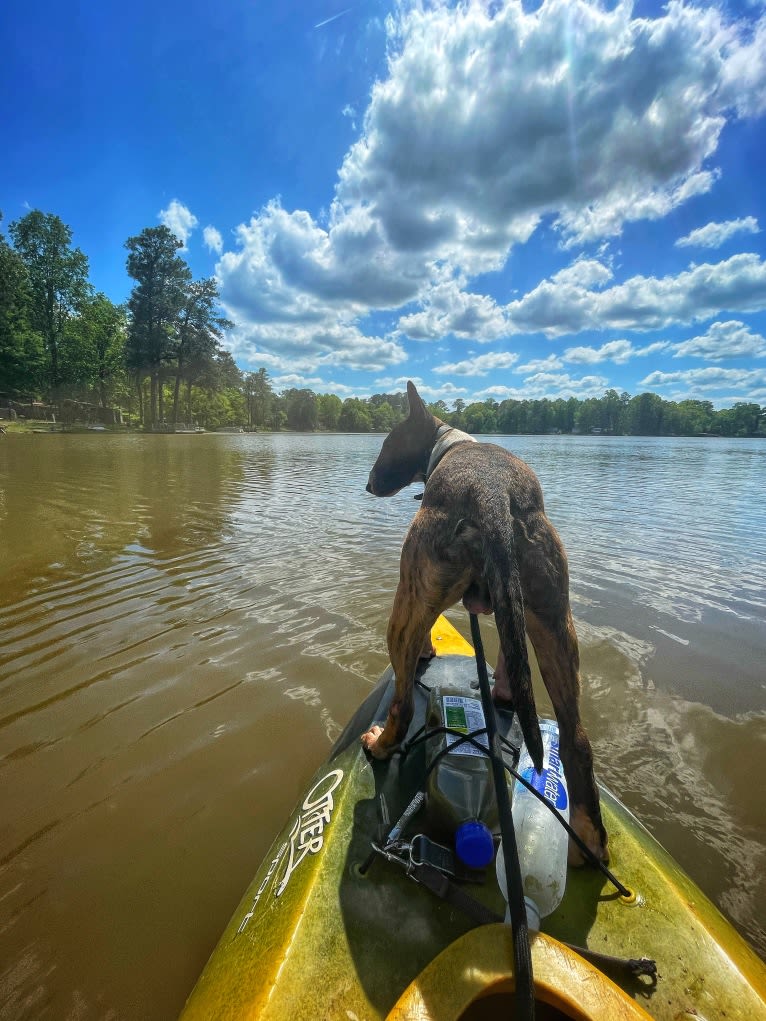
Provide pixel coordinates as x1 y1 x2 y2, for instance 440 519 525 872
366 381 440 497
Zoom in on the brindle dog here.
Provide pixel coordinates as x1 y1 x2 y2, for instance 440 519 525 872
362 381 608 864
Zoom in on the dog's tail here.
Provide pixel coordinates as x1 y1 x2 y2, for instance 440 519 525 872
478 505 544 773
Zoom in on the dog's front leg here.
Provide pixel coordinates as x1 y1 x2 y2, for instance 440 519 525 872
363 510 466 760
362 514 455 759
361 591 438 759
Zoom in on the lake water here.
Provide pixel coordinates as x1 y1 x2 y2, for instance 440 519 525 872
0 431 764 1019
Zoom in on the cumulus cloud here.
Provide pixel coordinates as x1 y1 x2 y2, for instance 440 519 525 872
676 217 760 249
158 199 198 249
477 372 610 402
203 225 224 254
399 280 509 341
272 375 357 396
672 320 766 360
373 375 470 400
719 14 766 118
214 0 766 375
224 318 407 376
640 366 766 392
564 339 670 364
337 0 764 258
505 253 766 336
434 351 520 376
219 200 425 328
515 354 565 374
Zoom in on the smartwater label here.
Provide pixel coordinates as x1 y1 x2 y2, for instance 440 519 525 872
522 734 568 811
443 695 489 757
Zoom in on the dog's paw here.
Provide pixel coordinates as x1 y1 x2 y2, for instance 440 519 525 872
419 638 437 661
567 806 610 866
361 725 392 760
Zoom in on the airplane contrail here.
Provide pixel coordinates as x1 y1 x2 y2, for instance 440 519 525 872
314 8 351 29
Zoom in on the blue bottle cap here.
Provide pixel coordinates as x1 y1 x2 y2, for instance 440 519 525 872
455 820 494 868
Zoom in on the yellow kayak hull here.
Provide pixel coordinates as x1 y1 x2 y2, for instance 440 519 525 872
180 616 766 1021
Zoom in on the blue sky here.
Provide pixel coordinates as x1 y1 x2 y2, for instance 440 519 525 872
3 0 766 408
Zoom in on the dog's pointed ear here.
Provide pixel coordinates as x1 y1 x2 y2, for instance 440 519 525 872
406 381 430 422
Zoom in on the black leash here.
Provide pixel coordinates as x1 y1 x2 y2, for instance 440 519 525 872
469 611 536 1021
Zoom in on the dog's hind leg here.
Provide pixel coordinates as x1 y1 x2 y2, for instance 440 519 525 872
524 605 608 865
516 511 608 864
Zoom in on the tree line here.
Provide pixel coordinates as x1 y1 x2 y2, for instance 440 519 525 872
1 209 764 436
252 382 764 437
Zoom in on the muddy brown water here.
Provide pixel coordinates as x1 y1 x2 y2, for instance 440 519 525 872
0 431 764 1019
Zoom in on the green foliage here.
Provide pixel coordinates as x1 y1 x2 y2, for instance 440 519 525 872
676 400 715 435
171 278 234 423
339 398 373 431
62 293 127 406
714 402 764 437
8 210 90 392
191 386 246 430
369 401 397 431
122 227 235 428
283 388 319 430
0 216 45 393
125 225 191 424
316 392 342 430
244 368 274 428
462 400 498 433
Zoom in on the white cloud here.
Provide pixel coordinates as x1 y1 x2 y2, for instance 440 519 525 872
557 172 721 249
338 0 765 258
272 375 357 396
434 351 520 376
550 260 614 290
399 280 509 341
214 0 766 374
218 200 425 327
223 317 407 377
476 372 610 402
515 354 565 374
676 217 760 249
505 253 766 337
372 376 469 401
672 320 766 360
720 14 766 118
203 225 224 254
341 104 357 130
640 366 766 392
415 381 471 401
158 199 198 249
564 339 669 364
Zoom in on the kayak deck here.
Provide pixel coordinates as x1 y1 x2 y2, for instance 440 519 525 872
180 617 766 1021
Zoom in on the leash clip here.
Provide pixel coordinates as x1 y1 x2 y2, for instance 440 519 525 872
372 839 412 870
372 833 457 879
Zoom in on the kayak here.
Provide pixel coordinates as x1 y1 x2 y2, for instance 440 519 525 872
179 616 766 1021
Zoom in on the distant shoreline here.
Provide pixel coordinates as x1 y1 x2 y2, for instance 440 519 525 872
3 420 764 440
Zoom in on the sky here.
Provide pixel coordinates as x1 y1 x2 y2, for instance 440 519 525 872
3 0 766 408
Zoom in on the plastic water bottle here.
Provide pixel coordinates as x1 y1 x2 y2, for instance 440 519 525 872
496 718 569 931
425 687 497 868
